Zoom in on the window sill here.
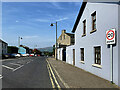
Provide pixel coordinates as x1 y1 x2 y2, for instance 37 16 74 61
92 64 102 68
90 29 97 34
80 61 85 64
82 34 86 37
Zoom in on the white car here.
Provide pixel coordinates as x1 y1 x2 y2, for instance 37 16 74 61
22 54 29 57
29 54 34 56
15 54 21 57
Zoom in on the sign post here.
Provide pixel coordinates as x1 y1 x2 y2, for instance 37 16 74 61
106 29 115 83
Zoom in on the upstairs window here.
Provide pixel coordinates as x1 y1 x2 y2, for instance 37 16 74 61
83 20 86 36
64 35 65 39
90 11 96 33
60 36 62 40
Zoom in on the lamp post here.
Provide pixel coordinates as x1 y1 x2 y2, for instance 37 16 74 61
18 36 22 48
50 22 57 60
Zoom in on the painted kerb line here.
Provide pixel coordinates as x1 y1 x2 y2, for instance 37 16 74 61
47 64 55 88
47 60 69 88
46 60 61 89
0 75 3 79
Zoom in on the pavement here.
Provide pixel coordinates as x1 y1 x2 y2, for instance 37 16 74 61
47 57 120 89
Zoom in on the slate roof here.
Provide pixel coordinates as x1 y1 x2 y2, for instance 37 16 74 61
66 33 74 37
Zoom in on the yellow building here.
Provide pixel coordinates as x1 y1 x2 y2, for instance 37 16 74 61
55 30 74 61
57 30 74 47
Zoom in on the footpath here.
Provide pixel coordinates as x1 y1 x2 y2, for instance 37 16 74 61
47 57 119 89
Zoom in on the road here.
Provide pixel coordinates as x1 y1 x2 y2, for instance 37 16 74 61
1 57 63 88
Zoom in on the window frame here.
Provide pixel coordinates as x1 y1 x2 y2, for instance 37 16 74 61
64 35 65 39
90 11 97 34
82 20 86 37
60 36 62 40
94 46 101 65
80 48 84 62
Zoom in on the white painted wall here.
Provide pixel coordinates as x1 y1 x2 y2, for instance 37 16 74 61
66 45 75 65
66 2 119 86
118 4 120 87
57 48 63 61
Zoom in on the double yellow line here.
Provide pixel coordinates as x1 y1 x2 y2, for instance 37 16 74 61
46 60 61 89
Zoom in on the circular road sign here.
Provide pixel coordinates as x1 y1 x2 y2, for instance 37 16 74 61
106 30 115 40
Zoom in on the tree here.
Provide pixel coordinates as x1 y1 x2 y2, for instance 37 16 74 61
7 46 18 53
33 49 41 55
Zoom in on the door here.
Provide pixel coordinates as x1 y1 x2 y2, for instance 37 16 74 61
73 49 75 65
62 48 66 62
59 51 60 60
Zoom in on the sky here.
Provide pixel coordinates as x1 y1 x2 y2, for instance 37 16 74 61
2 2 82 49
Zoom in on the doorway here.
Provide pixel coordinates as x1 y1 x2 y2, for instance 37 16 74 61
62 48 66 62
73 49 75 65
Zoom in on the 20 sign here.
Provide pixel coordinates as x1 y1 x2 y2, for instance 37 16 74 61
106 29 115 44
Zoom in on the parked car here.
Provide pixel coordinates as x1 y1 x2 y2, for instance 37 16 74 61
15 53 21 57
2 53 15 59
2 54 9 59
29 54 34 57
35 54 37 56
12 53 21 57
21 54 29 57
38 54 40 56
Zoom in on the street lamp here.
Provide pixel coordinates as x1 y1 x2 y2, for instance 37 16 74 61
50 22 57 60
18 36 22 48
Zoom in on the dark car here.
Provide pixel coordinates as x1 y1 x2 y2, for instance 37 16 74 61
2 53 16 59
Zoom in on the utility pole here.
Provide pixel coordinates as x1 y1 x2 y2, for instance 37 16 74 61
50 22 58 60
56 22 57 60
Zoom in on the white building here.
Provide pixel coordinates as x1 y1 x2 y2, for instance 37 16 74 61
66 1 120 86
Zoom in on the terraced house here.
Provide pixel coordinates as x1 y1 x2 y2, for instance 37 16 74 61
66 1 120 86
57 30 74 62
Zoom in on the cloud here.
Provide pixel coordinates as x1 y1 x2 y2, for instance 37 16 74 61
56 17 69 21
50 2 64 9
34 18 50 22
15 20 19 23
23 35 39 39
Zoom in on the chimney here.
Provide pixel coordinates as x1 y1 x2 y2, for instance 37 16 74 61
62 30 66 34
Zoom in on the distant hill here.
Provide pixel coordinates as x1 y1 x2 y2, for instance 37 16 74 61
37 47 53 52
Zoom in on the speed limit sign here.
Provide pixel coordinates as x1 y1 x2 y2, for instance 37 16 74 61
106 29 115 44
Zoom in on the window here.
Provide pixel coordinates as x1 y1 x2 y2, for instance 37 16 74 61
71 39 74 44
94 46 101 65
81 48 84 61
90 11 96 33
82 20 86 37
64 35 65 39
60 36 62 40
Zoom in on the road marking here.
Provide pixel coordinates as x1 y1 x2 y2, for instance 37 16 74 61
0 75 3 79
10 63 21 66
46 60 61 89
26 61 31 64
47 64 55 88
48 60 69 88
0 58 22 62
2 65 14 70
13 65 24 72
